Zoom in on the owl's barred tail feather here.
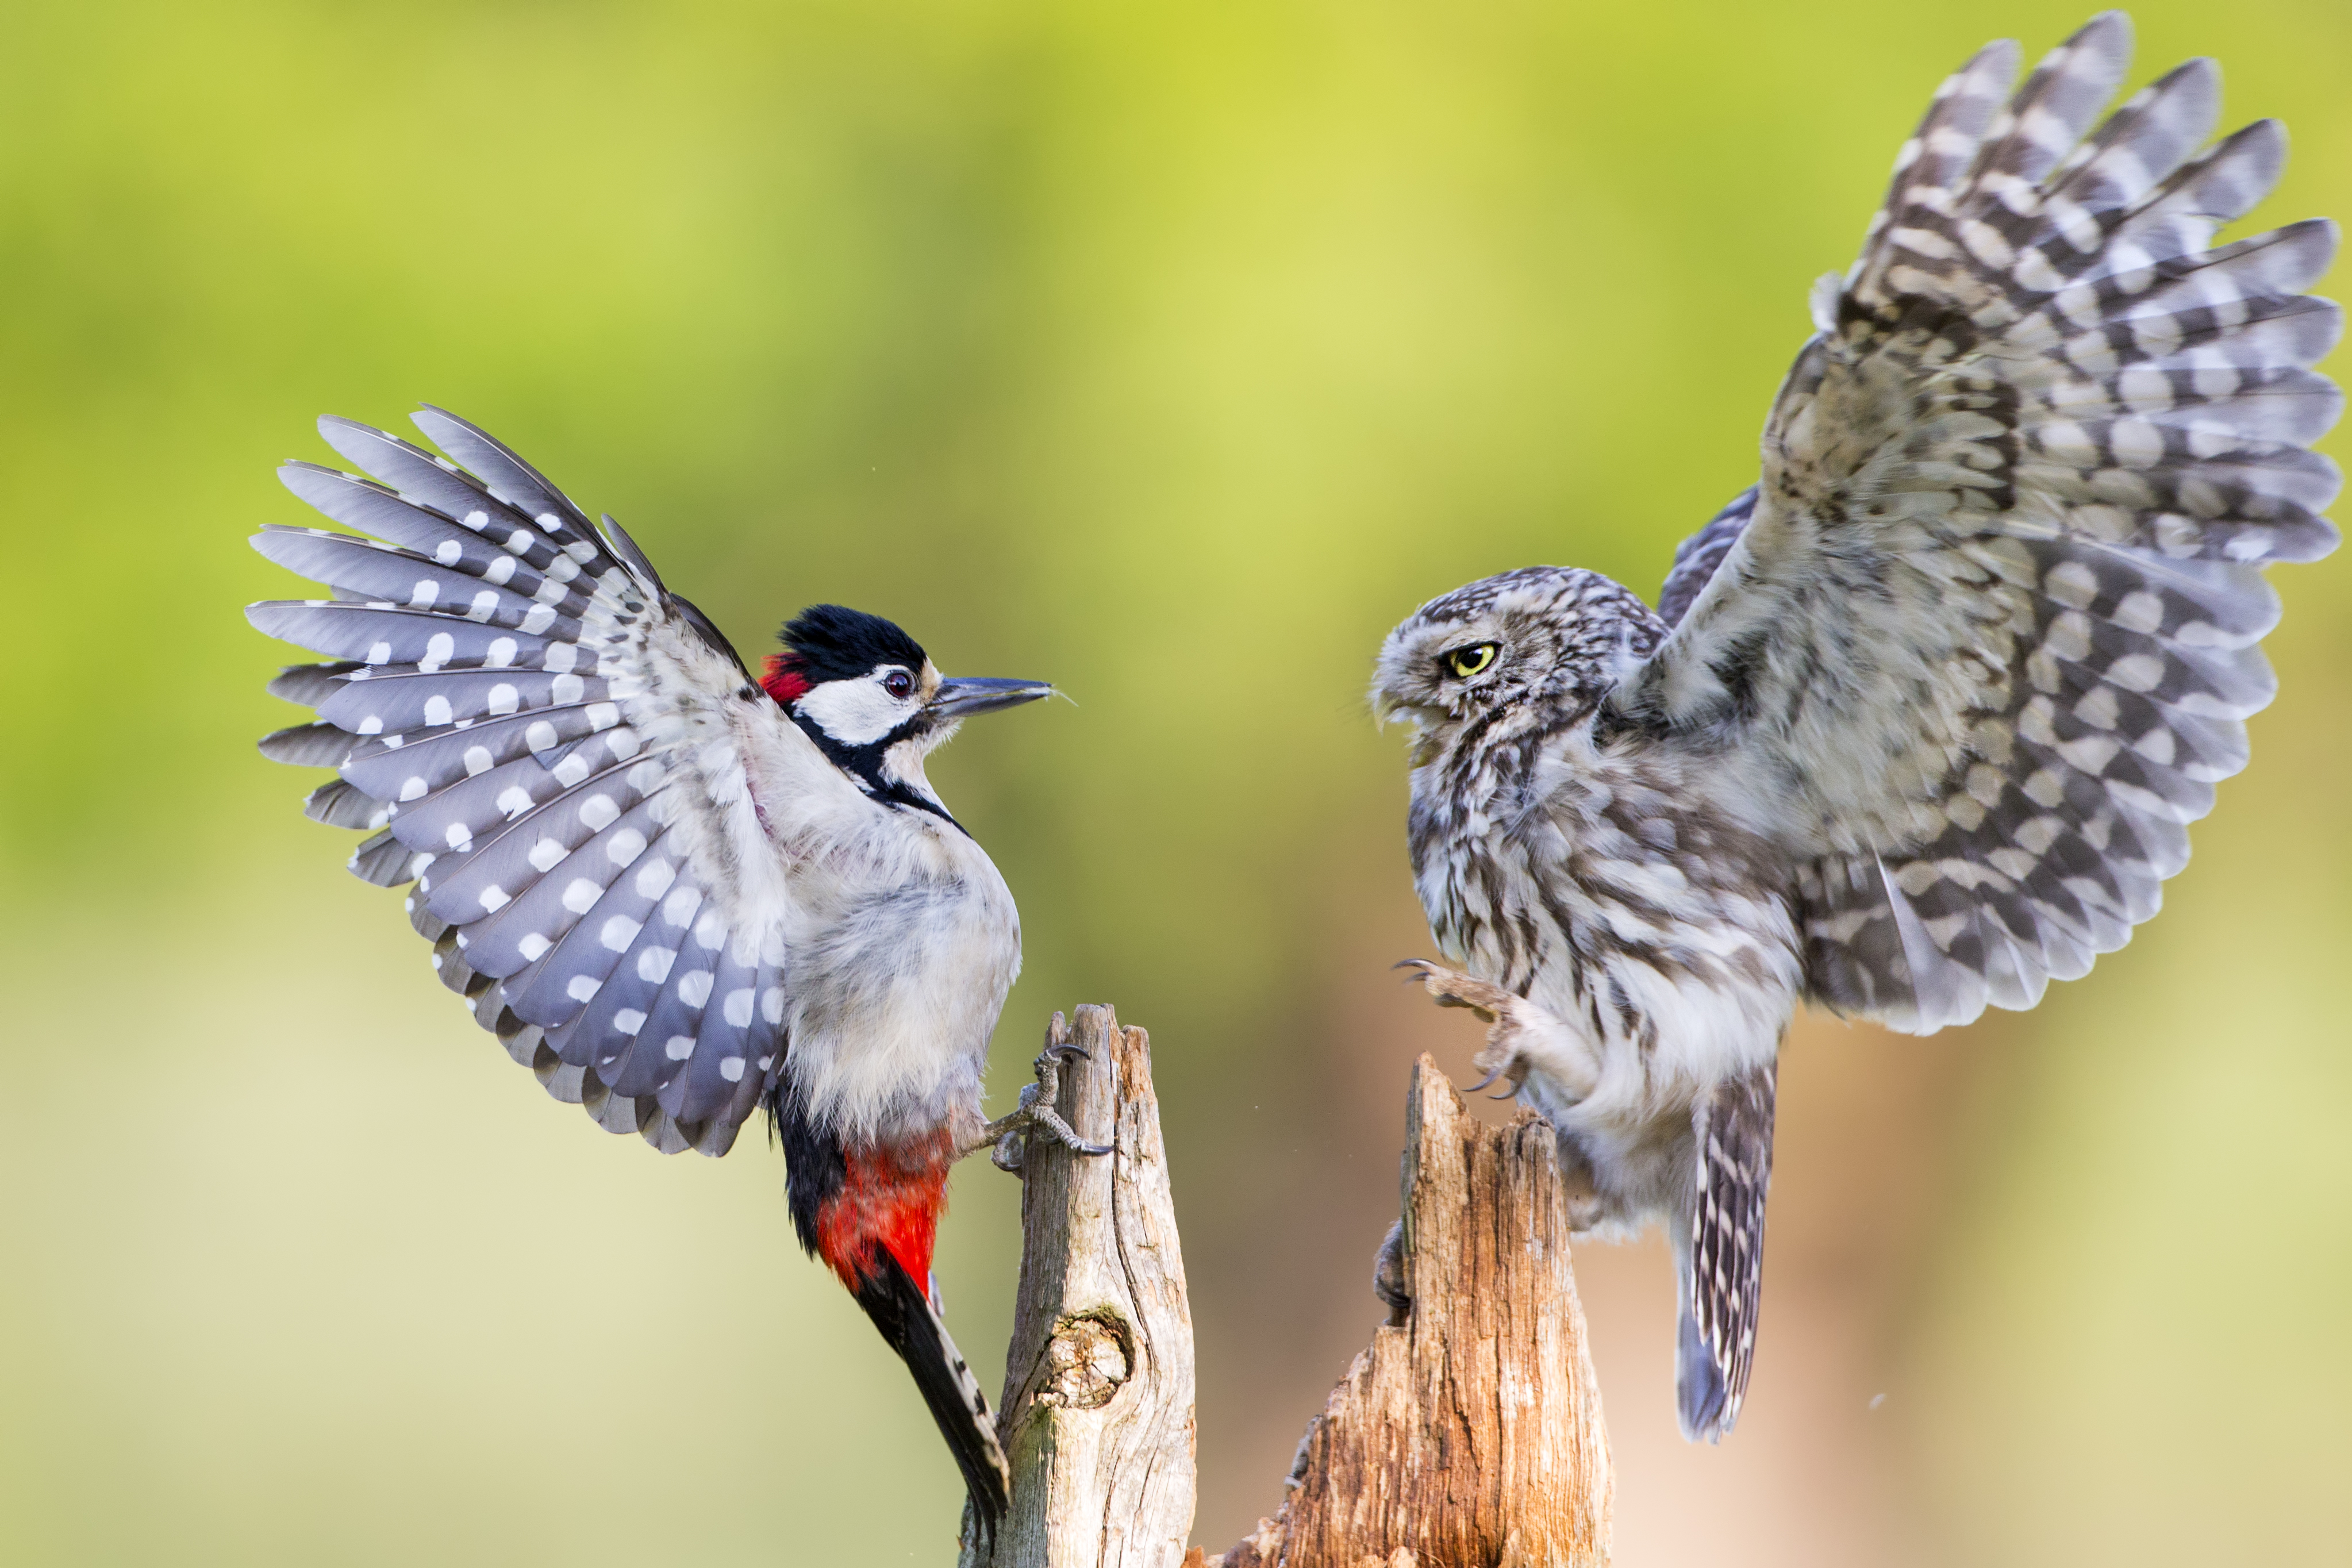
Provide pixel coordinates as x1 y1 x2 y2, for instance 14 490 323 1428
1781 11 2341 1032
1676 1062 1777 1442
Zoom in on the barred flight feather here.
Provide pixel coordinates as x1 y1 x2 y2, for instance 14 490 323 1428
1681 1061 1775 1442
1633 9 2339 1036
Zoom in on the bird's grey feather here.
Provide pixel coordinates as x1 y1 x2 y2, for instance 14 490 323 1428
257 720 356 768
248 526 590 632
1679 1060 1775 1440
303 777 389 831
1655 487 1756 629
267 660 361 706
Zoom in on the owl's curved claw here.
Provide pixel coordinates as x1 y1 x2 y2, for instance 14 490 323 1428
1404 958 1578 1104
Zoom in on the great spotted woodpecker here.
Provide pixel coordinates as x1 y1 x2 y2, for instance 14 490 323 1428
248 408 1103 1539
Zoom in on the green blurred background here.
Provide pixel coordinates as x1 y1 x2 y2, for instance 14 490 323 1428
2 1 2345 1562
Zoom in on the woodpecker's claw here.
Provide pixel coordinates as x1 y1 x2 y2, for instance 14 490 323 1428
969 1039 1115 1172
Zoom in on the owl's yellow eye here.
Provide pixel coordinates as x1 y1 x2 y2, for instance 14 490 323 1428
1443 643 1498 679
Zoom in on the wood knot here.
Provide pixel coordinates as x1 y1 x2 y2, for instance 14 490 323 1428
1035 1311 1133 1409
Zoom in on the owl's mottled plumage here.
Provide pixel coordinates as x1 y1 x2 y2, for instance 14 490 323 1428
1375 13 2339 1440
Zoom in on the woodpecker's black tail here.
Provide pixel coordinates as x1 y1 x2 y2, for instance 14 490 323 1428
852 1252 1012 1544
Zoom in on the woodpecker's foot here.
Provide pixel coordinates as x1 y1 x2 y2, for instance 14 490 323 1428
970 1042 1114 1173
1397 958 1579 1101
1372 1219 1409 1326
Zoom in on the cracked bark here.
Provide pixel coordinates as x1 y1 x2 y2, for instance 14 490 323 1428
1212 1057 1612 1567
960 1006 1198 1568
963 1019 1611 1568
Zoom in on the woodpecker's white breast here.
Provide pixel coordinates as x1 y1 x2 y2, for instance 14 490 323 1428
728 700 1019 1146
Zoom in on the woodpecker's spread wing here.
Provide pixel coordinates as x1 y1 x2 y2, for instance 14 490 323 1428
1677 1060 1775 1442
251 410 812 1154
1622 15 2341 1032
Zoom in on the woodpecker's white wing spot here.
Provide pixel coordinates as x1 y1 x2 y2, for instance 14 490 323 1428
664 1035 695 1061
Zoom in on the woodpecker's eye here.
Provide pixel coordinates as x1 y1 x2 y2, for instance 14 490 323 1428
1443 643 1498 679
883 669 914 700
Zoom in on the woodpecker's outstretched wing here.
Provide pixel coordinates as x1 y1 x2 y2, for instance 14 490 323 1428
251 409 811 1154
1623 14 2341 1032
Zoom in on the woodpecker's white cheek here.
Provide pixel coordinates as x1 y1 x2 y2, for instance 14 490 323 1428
795 677 914 745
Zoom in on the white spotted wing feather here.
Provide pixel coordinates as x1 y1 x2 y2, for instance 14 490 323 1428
1628 13 2341 1032
251 410 799 1155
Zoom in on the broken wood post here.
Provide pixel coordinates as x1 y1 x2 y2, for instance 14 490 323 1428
960 1005 1199 1568
1214 1054 1612 1568
967 1019 1612 1568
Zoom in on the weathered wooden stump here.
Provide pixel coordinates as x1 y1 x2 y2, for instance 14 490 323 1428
964 1013 1612 1568
959 1006 1198 1568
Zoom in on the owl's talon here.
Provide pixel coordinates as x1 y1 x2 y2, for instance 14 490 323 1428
1403 957 1578 1104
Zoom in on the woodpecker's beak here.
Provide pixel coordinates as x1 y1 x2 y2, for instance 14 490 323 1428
927 676 1054 720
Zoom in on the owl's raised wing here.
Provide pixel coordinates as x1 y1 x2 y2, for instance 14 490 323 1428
250 409 816 1153
1619 15 2341 1032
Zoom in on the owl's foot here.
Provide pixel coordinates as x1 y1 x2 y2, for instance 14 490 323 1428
1373 1219 1410 1325
968 1041 1114 1172
1397 959 1597 1104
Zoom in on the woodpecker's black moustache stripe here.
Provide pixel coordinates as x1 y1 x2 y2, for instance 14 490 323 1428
784 715 966 831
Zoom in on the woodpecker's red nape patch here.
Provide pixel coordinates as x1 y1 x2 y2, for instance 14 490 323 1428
813 1132 954 1292
761 652 810 706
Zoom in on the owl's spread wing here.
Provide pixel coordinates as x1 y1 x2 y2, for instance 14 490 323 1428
1621 16 2341 1032
1654 486 1758 629
251 409 815 1154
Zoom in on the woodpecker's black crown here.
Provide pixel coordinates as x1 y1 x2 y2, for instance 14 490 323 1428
779 604 929 682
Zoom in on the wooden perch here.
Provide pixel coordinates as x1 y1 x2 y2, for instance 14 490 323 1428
961 1006 1198 1568
1216 1056 1612 1568
966 1015 1611 1568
